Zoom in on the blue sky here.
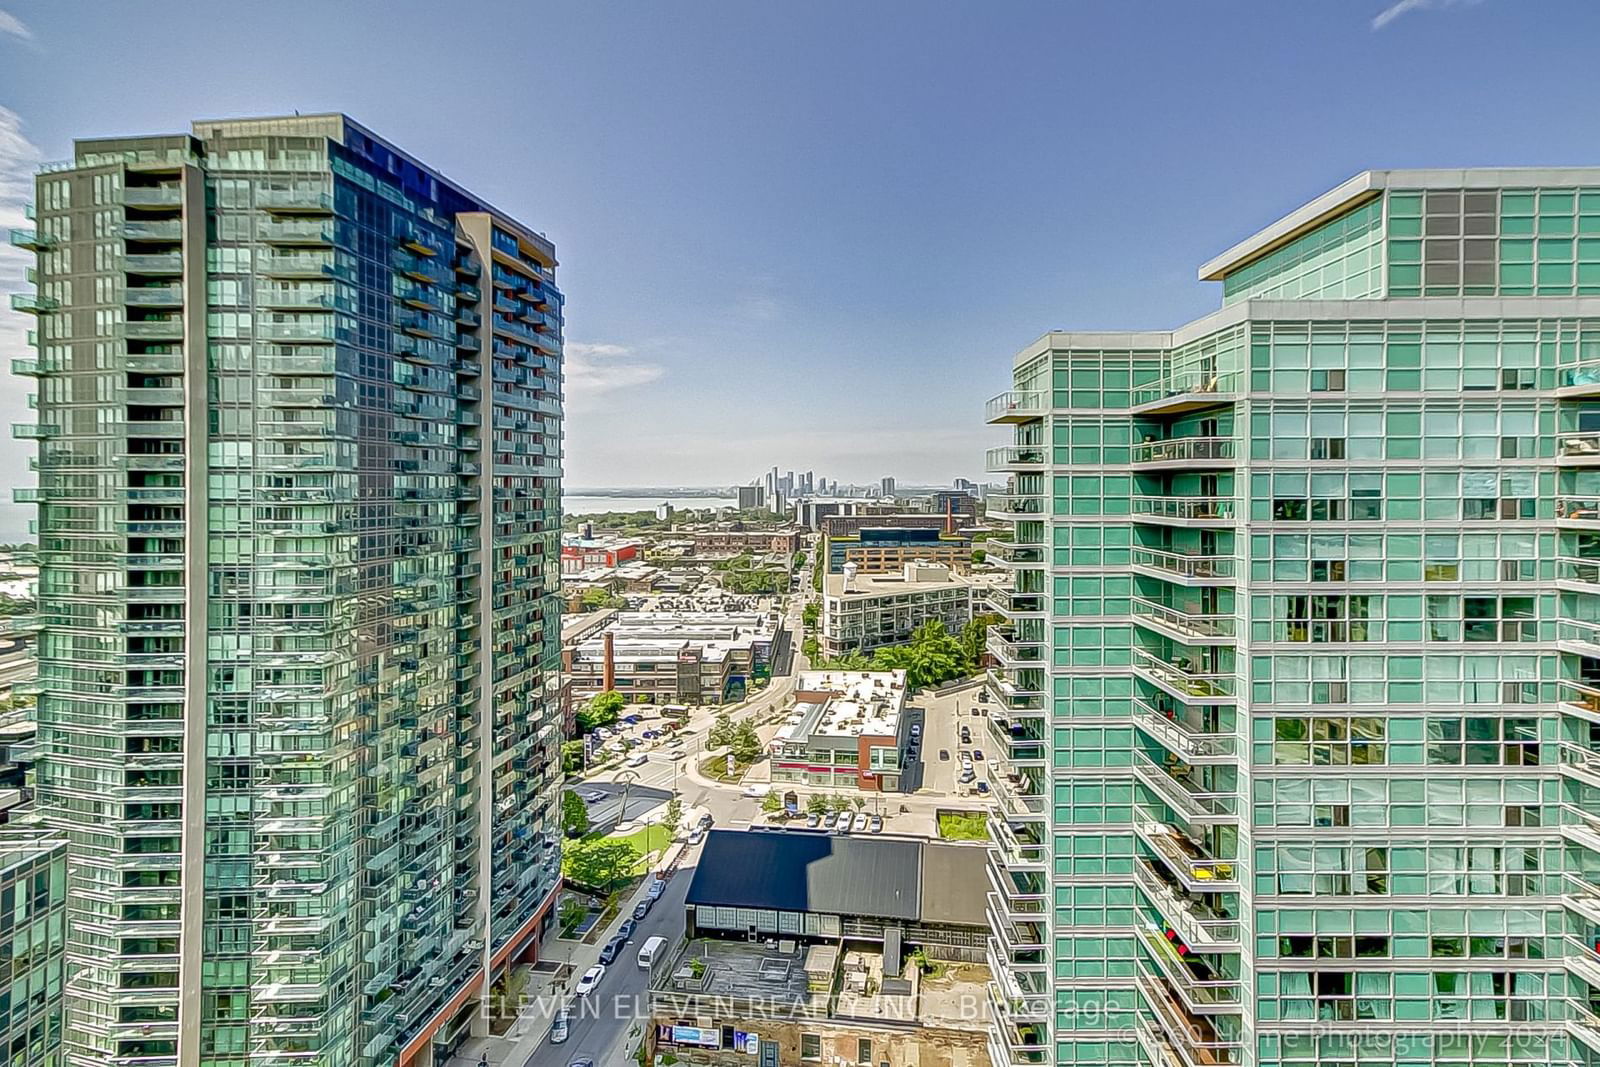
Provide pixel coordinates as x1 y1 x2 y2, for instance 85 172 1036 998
2 0 1599 496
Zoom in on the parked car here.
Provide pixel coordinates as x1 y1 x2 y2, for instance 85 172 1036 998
622 715 642 725
834 817 851 834
939 749 950 761
641 729 661 739
646 879 667 900
852 813 870 832
687 828 705 845
805 812 822 828
972 749 985 762
627 753 649 767
976 781 990 794
698 812 715 830
550 1006 570 1044
633 898 652 921
617 918 637 940
869 814 883 833
960 729 972 744
568 1057 595 1067
822 812 839 829
575 965 606 997
598 935 627 965
592 726 611 739
909 723 922 738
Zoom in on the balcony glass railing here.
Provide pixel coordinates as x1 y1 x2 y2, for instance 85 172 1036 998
1138 973 1244 1065
985 390 1047 423
1131 648 1236 699
1131 370 1231 408
985 445 1048 470
1132 437 1235 465
1131 547 1235 581
1133 751 1239 821
1133 817 1238 889
1132 496 1235 522
1131 597 1236 641
1135 926 1242 1011
1133 859 1241 949
1559 498 1600 522
1132 698 1238 762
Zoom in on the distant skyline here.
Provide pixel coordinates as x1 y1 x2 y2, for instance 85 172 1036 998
3 0 1599 497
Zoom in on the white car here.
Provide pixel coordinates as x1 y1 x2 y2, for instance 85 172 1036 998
579 789 605 803
851 813 870 832
549 1006 570 1044
909 724 922 738
627 753 648 767
646 879 667 900
575 964 606 997
687 827 704 845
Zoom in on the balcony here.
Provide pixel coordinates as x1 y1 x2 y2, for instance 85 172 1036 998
1133 818 1238 892
1560 434 1600 465
1131 598 1236 644
1138 972 1243 1067
986 629 1044 667
12 424 57 439
1132 751 1239 825
1130 548 1234 585
8 293 57 314
988 714 1046 767
261 219 334 245
259 189 334 214
985 589 1047 621
987 492 1046 520
986 390 1046 424
1132 699 1238 764
988 812 1048 872
1131 648 1236 703
1131 495 1235 526
1132 437 1235 468
986 540 1047 569
985 668 1046 716
122 186 182 209
9 227 55 251
125 252 184 275
985 445 1047 472
125 285 184 307
988 767 1046 821
120 219 183 242
1133 858 1241 951
261 253 340 279
1135 926 1242 1015
1560 498 1600 525
123 319 185 341
1560 360 1600 398
1560 741 1600 791
1131 373 1236 417
1560 557 1600 590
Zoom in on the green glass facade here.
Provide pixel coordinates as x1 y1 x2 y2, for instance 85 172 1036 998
8 115 564 1067
985 169 1600 1067
0 830 67 1067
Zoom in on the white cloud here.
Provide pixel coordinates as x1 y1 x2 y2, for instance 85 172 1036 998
1372 0 1485 30
563 342 665 407
0 9 31 43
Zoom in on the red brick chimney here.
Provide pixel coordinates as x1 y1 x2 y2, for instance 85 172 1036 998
602 631 615 692
945 498 954 536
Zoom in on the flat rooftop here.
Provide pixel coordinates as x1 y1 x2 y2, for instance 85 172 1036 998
825 569 970 600
570 611 776 665
782 670 907 740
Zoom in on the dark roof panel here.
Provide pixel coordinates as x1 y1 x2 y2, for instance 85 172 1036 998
688 830 985 925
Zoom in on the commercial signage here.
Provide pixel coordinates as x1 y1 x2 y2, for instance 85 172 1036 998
670 1026 722 1049
734 1031 760 1054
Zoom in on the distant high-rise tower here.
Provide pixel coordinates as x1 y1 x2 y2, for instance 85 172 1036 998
737 484 764 510
880 476 896 498
11 114 565 1067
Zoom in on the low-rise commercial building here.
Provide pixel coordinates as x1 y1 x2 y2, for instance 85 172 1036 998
796 498 903 531
0 829 65 1067
565 611 779 705
827 527 973 574
821 562 975 658
560 535 642 574
819 513 951 538
691 528 803 556
650 829 991 1067
770 670 909 791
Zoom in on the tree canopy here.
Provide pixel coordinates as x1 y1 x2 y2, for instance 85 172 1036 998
576 690 625 733
561 790 590 838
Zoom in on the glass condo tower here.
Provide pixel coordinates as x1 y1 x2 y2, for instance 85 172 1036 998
7 114 565 1067
984 169 1600 1067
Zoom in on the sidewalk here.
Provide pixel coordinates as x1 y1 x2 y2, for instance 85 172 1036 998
444 872 666 1067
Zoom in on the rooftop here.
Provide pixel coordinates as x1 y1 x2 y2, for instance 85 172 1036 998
825 563 972 599
783 670 908 740
686 828 988 927
571 611 776 664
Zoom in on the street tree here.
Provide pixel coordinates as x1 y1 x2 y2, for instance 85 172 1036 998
761 791 783 816
805 793 830 816
664 796 684 832
730 721 763 763
562 837 638 892
576 690 625 733
561 790 590 838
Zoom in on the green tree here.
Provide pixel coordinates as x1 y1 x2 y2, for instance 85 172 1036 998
802 636 820 659
576 690 625 734
562 838 638 891
802 602 820 629
870 620 966 689
561 790 590 838
708 713 735 750
761 791 783 816
731 721 763 763
971 548 987 565
852 796 867 812
805 793 831 816
664 796 684 832
579 586 625 611
959 612 1004 671
561 740 586 774
559 896 588 935
828 794 852 813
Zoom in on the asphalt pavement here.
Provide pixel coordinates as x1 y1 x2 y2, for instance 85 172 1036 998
519 855 696 1067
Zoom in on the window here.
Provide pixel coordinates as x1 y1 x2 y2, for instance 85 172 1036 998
801 1035 821 1061
857 1039 872 1065
1311 369 1346 392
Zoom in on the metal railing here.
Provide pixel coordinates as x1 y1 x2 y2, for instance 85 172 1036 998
1131 597 1236 640
986 390 1047 422
1132 496 1235 522
1131 548 1235 580
1131 648 1236 699
1132 751 1239 822
1132 437 1235 465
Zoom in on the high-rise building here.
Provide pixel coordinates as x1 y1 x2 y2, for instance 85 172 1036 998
737 484 764 510
880 476 895 498
0 829 67 1067
9 114 565 1067
983 169 1599 1067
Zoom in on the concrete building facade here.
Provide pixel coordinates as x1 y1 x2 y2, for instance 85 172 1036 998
821 563 975 658
769 670 910 791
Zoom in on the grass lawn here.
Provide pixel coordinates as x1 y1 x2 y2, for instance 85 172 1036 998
699 753 755 783
937 810 989 841
609 823 673 872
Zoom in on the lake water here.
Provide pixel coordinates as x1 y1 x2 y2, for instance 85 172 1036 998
563 494 738 515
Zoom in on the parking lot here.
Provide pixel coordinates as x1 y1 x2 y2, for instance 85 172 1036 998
900 680 991 798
